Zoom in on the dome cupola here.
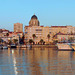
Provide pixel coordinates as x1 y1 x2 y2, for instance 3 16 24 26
29 14 40 26
31 14 38 19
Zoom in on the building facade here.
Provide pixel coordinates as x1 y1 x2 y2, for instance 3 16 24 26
14 23 23 33
24 15 75 44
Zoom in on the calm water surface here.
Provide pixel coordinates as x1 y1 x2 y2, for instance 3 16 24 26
0 48 75 75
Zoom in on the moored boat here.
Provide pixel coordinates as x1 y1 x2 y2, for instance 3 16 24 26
11 44 16 48
57 43 72 50
2 46 8 49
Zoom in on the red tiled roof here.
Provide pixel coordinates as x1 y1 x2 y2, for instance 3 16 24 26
51 26 67 28
40 26 44 27
16 32 23 33
25 26 32 27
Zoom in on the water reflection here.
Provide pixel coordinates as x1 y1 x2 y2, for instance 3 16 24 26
0 48 75 75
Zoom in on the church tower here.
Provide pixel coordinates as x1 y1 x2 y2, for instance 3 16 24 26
29 14 40 26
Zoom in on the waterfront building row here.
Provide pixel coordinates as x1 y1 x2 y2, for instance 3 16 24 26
0 14 75 44
24 15 75 44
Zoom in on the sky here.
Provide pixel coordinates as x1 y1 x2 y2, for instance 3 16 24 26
0 0 75 31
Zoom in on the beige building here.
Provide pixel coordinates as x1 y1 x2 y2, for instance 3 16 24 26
0 29 9 37
24 15 75 44
25 26 50 44
53 32 75 42
25 15 51 44
14 23 23 33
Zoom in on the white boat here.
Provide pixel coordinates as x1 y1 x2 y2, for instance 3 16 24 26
2 46 8 49
11 44 16 48
57 43 72 50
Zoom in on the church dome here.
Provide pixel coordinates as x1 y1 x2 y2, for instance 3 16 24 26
31 15 38 19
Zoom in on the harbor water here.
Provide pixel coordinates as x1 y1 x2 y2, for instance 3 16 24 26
0 47 75 75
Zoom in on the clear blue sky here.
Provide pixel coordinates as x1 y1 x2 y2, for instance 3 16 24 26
0 0 75 31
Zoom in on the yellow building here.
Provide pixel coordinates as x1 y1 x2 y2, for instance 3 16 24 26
24 15 75 44
14 23 23 33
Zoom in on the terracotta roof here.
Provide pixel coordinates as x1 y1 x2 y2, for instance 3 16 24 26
40 26 44 27
25 26 31 27
16 32 23 33
51 26 67 28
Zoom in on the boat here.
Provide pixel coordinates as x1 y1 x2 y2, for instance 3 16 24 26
2 45 8 49
11 44 16 48
57 43 72 50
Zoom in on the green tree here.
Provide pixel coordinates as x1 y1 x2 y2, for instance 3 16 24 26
32 34 36 44
8 40 12 45
69 37 74 42
13 39 18 44
47 34 50 42
6 33 9 37
32 34 36 39
20 35 24 44
53 40 58 44
6 33 9 43
0 38 2 44
40 39 44 45
29 39 33 44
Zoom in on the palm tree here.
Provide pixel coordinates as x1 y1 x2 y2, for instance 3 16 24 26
6 33 9 43
13 39 18 44
6 33 9 37
32 34 36 44
40 39 44 45
20 35 24 44
47 34 50 42
8 40 12 45
69 37 74 42
0 38 2 44
29 39 33 44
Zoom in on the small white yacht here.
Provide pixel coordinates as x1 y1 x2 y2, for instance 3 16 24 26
2 46 8 49
57 43 72 50
11 44 16 48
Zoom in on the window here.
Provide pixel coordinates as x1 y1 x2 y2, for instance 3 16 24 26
36 29 42 31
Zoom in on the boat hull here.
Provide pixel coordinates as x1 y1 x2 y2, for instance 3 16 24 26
11 45 16 48
2 46 8 49
57 43 72 50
